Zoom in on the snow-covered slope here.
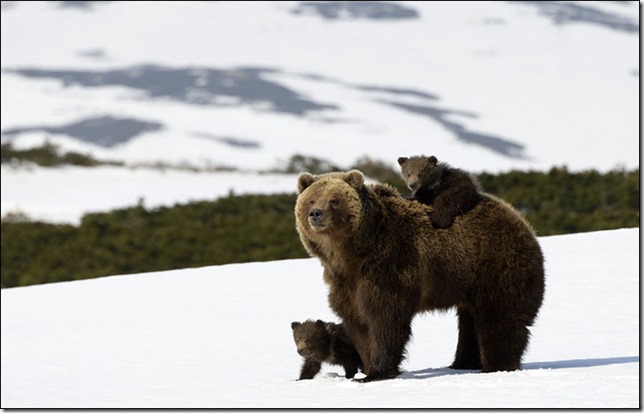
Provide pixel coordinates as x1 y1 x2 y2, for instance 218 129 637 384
0 1 639 224
1 1 638 174
0 164 301 224
1 228 639 408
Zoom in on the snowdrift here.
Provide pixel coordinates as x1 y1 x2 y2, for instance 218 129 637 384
1 228 639 408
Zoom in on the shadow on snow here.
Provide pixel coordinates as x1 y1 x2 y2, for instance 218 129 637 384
402 356 639 380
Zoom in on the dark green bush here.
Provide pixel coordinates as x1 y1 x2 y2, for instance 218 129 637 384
280 154 340 174
351 156 407 193
1 141 122 167
1 157 639 288
477 166 640 235
1 193 308 288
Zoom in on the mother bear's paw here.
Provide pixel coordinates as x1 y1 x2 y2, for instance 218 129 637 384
353 369 401 383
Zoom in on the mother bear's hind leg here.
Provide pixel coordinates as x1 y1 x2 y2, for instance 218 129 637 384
451 305 482 370
477 308 529 372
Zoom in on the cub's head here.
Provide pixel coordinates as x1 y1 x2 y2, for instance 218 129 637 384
291 320 331 359
295 170 365 240
397 155 441 191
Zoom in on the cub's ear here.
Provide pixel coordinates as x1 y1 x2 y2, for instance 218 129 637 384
291 322 301 330
315 319 325 327
344 169 364 189
428 155 438 164
297 173 316 193
397 157 408 166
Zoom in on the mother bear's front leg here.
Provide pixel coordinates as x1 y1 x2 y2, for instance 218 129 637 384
326 277 373 376
355 279 418 382
342 321 371 376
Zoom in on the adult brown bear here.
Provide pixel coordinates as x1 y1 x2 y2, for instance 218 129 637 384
294 170 545 382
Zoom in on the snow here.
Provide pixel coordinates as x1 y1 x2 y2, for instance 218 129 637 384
0 1 638 224
1 2 639 171
1 228 639 408
1 164 300 225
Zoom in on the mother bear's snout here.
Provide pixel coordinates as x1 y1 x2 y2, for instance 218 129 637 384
309 209 324 221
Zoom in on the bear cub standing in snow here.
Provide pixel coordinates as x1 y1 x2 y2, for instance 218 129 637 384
398 155 483 229
291 319 362 380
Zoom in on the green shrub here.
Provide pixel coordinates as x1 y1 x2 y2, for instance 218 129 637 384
1 193 308 288
280 154 340 174
1 142 122 167
351 156 407 193
476 166 640 235
1 159 638 288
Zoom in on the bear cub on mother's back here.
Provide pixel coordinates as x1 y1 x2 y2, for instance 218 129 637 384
291 319 362 380
398 155 483 229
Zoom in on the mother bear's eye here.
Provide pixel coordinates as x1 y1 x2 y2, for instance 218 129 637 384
329 199 339 207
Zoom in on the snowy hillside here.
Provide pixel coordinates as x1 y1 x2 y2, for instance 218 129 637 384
0 165 302 224
1 1 638 171
0 228 639 408
1 1 639 222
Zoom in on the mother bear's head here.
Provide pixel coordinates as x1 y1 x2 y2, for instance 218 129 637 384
295 170 366 242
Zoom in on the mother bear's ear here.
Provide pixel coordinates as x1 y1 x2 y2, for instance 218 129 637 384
344 169 365 189
297 172 316 193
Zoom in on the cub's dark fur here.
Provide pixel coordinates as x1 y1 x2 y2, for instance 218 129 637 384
291 319 362 380
398 155 483 229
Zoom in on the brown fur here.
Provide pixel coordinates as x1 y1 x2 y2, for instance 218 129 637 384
295 170 545 382
397 155 483 229
291 319 363 380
